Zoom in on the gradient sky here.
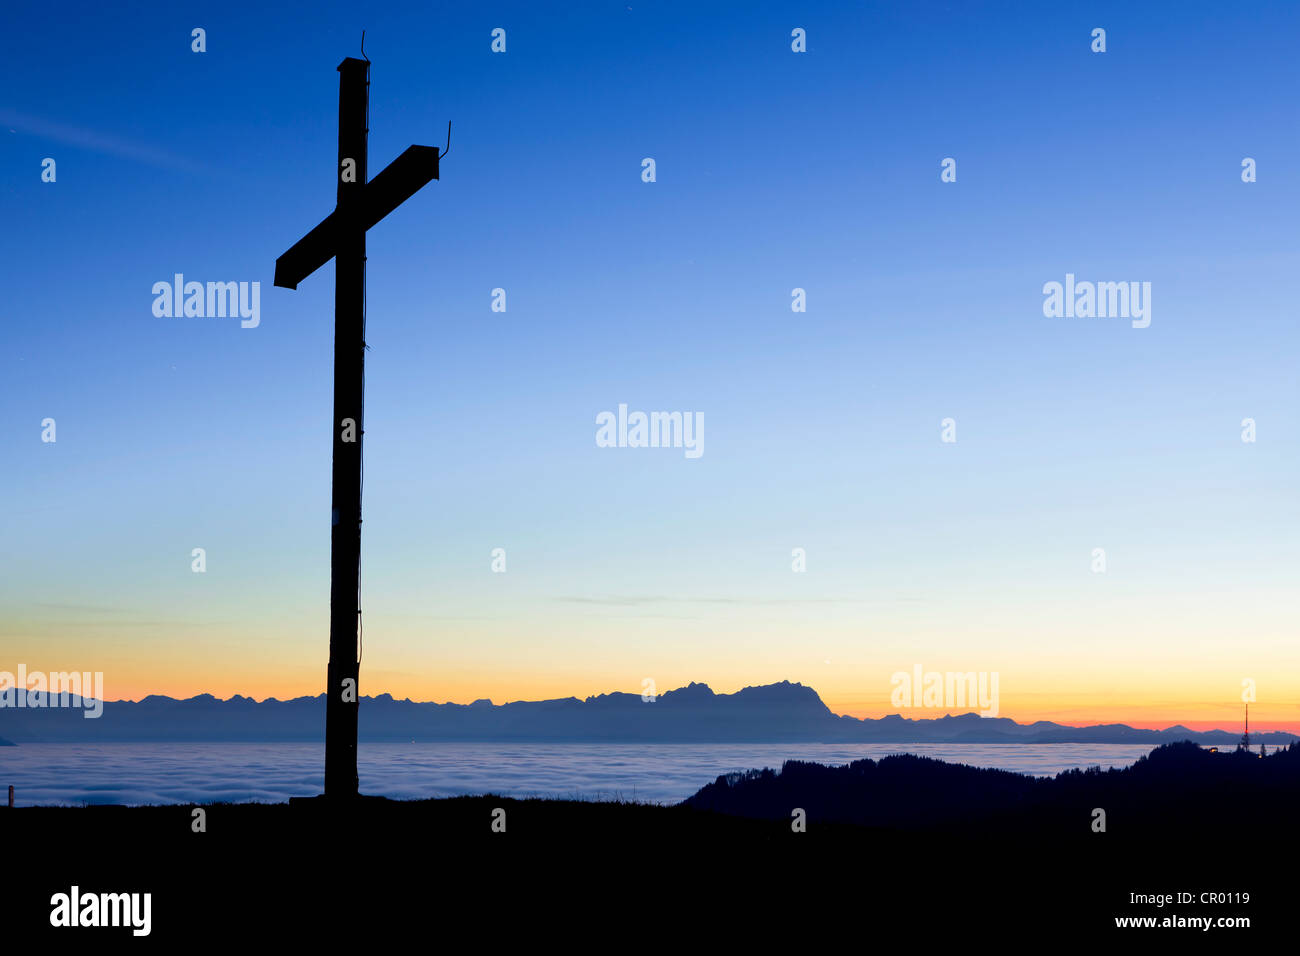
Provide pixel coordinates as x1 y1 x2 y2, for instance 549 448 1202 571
2 1 1298 731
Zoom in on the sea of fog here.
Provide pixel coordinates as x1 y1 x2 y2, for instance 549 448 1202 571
0 742 1158 807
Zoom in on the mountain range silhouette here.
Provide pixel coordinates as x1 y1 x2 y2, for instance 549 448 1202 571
2 680 1291 745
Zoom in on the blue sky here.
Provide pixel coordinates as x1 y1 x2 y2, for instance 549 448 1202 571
2 1 1298 726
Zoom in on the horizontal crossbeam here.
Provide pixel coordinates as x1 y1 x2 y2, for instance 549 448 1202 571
274 144 440 290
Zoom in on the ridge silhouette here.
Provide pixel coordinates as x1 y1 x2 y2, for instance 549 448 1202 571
683 739 1300 831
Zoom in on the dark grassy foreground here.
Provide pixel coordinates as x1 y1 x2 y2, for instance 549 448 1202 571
4 744 1292 943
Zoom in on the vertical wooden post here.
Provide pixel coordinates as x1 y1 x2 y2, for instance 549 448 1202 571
276 56 439 802
325 57 369 800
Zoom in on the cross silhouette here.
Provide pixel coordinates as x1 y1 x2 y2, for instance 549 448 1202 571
275 57 440 799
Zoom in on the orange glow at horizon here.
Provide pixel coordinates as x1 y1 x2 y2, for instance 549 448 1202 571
8 610 1298 735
